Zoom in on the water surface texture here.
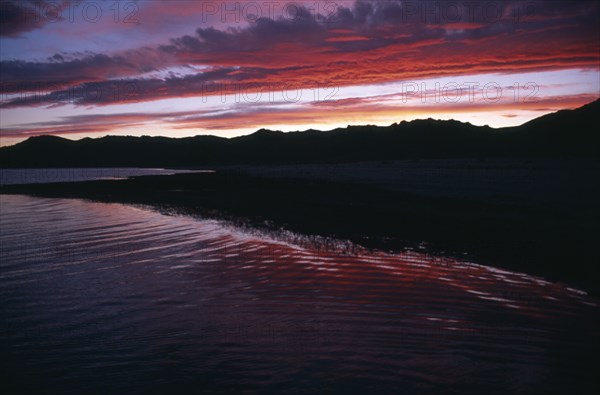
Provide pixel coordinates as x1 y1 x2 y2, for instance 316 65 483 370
0 195 598 394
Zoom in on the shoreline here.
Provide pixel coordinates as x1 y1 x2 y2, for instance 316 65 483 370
1 167 599 296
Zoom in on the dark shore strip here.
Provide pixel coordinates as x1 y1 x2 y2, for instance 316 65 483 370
2 171 598 296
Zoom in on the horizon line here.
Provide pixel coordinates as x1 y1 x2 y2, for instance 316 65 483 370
2 98 598 149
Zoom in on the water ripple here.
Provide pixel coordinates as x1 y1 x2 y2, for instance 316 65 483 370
1 194 598 394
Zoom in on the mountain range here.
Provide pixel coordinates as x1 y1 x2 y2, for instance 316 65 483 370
1 99 598 168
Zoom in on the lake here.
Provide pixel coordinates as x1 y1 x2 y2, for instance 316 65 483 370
0 168 206 186
1 193 598 394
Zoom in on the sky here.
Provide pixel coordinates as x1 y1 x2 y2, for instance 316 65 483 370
1 0 599 146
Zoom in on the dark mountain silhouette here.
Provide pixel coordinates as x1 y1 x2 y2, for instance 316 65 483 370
1 99 598 168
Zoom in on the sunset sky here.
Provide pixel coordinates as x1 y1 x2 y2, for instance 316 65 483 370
1 0 599 146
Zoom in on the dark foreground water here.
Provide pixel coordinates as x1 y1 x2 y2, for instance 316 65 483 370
1 195 598 394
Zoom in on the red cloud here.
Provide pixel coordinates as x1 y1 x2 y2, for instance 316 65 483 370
1 0 598 110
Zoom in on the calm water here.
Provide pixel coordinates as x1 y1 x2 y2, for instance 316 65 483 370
0 195 598 394
0 168 205 186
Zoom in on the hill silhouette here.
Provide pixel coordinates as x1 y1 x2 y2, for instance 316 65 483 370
1 99 598 168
